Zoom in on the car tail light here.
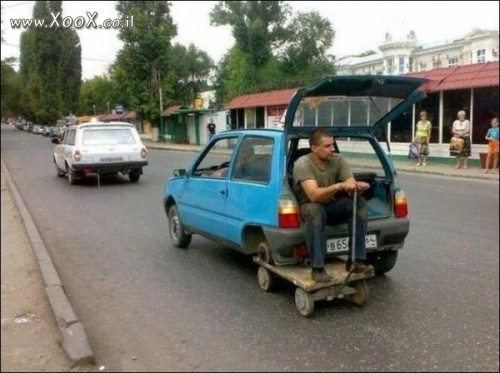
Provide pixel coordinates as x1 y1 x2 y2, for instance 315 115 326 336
140 147 148 159
293 244 309 259
394 190 408 218
74 150 81 162
279 195 300 228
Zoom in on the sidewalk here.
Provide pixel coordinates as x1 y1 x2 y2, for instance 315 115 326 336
1 164 96 372
145 141 499 182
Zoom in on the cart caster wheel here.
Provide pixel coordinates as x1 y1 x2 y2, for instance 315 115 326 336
257 241 274 264
257 267 274 292
350 279 369 306
295 288 314 317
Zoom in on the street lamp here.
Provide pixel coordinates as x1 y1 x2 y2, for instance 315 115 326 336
93 104 96 115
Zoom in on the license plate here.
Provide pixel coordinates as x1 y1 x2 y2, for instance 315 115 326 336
326 234 377 254
100 157 123 162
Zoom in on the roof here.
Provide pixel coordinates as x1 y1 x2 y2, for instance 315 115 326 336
224 89 296 110
406 61 499 92
121 111 137 120
162 105 188 116
223 62 499 110
102 112 123 121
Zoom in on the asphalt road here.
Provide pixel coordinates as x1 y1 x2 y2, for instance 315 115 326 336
1 125 498 372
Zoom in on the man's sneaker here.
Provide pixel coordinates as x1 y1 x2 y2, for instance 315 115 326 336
345 260 369 273
311 268 332 282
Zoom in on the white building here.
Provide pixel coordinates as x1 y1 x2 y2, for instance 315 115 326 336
337 28 499 76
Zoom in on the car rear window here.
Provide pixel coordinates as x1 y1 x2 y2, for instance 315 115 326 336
82 128 136 145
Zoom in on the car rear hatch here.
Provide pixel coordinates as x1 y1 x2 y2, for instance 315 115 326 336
282 75 427 138
79 126 145 165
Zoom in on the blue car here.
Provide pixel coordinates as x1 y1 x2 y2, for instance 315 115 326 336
163 75 427 275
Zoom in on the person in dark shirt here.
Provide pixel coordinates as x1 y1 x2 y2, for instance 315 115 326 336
293 128 370 282
207 120 216 140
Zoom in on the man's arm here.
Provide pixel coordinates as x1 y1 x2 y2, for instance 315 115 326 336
300 177 370 204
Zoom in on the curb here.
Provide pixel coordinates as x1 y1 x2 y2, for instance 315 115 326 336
1 159 95 368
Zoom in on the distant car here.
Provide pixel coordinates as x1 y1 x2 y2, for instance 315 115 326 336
163 75 427 276
52 121 148 185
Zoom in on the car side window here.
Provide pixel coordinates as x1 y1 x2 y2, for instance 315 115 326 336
192 137 238 178
232 136 274 183
64 129 76 146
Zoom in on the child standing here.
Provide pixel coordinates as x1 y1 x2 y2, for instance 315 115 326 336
484 117 499 173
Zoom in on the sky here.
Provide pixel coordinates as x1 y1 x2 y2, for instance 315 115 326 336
1 1 499 80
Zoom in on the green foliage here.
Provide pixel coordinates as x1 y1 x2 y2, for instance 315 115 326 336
210 2 336 104
18 1 81 124
113 1 177 123
1 61 22 116
79 77 118 116
170 43 214 106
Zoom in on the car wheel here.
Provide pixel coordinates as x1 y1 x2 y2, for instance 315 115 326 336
257 241 274 264
366 250 398 276
168 205 192 248
67 169 77 185
55 162 65 177
129 172 140 183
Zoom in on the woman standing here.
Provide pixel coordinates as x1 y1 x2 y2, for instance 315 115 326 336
415 111 432 166
451 110 471 169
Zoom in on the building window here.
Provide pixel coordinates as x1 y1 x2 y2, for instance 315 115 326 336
432 57 442 68
419 62 427 71
386 57 394 75
477 49 486 63
398 56 405 73
448 57 459 67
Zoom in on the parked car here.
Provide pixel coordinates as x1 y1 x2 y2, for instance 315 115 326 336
163 75 427 275
52 121 148 185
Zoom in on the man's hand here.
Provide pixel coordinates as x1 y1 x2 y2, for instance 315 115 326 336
356 181 370 193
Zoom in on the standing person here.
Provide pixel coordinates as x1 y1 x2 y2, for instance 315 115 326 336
293 129 371 282
451 110 471 169
415 110 432 166
207 120 216 141
484 117 499 174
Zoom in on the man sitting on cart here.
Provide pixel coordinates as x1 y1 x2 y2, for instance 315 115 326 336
293 128 371 282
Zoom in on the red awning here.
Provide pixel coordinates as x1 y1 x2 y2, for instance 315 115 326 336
224 89 296 110
406 61 499 92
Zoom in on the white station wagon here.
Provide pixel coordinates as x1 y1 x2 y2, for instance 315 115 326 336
52 121 148 185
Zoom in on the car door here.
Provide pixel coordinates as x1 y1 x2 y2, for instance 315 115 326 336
178 136 238 237
224 135 279 246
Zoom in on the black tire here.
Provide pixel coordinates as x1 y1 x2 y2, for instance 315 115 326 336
55 162 65 177
168 205 192 248
67 168 77 185
129 172 140 182
366 250 398 276
257 241 274 264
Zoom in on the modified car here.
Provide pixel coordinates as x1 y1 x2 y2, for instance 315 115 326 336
163 75 427 275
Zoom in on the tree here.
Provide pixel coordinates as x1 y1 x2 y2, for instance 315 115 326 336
79 76 118 116
18 1 81 123
279 10 336 86
1 59 21 116
170 43 214 106
210 1 290 98
114 1 177 124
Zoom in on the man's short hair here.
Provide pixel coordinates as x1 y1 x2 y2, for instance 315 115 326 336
309 128 333 147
